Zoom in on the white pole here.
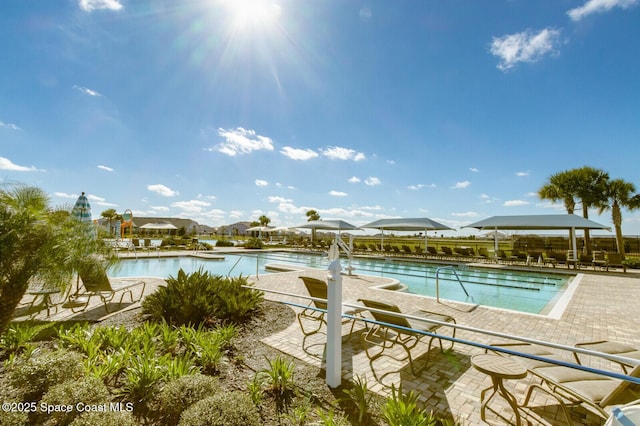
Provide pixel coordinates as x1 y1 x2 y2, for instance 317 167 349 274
571 227 578 262
326 259 342 388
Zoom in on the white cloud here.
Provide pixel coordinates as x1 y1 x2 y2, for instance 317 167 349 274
147 184 178 197
150 206 170 212
0 157 44 172
0 120 21 131
280 146 318 160
78 0 123 12
408 184 425 190
470 167 480 172
364 177 381 186
452 181 470 189
320 146 366 161
490 28 561 71
255 179 268 187
329 190 348 196
516 171 530 177
504 200 530 206
73 85 102 97
97 165 114 172
171 199 211 213
359 7 372 21
451 211 479 217
268 196 292 203
213 127 274 156
568 0 639 21
348 176 361 183
54 192 77 199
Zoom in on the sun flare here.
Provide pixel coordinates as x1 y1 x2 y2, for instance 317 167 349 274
225 0 281 31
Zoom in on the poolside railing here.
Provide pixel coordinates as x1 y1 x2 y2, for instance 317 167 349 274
435 265 470 302
246 283 640 393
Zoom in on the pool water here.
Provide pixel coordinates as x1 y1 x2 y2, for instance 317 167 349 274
110 251 572 314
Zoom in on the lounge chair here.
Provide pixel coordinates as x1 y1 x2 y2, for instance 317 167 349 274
592 251 607 270
574 340 640 374
605 253 627 273
69 263 146 313
358 298 456 377
489 342 640 424
296 276 364 343
477 247 491 262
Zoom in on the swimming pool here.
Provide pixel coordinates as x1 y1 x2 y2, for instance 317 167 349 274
110 251 572 314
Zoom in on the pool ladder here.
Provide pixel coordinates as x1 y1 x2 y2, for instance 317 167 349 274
435 265 470 303
226 255 261 278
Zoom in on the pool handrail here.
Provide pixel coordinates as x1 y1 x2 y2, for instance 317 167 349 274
435 265 469 302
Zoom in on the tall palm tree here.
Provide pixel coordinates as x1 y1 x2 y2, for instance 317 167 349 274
305 209 321 241
538 170 582 252
101 208 118 236
574 167 609 254
0 184 117 334
596 178 640 258
258 215 271 227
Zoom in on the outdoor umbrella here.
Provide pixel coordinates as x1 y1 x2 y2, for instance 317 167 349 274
71 192 92 223
294 220 358 231
361 217 454 252
246 226 274 239
463 214 611 260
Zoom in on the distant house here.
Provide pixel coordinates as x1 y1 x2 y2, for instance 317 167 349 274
219 221 252 237
133 217 202 235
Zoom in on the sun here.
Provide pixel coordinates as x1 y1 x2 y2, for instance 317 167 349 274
225 0 281 32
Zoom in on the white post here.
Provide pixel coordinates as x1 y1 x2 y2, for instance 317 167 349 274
326 259 342 388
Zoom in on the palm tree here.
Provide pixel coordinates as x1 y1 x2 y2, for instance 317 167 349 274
305 209 321 241
596 178 640 258
101 208 119 236
573 167 609 254
538 170 582 252
258 215 271 227
0 184 117 334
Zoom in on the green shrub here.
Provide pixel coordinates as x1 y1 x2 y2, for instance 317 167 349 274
142 268 263 325
623 256 640 269
215 238 235 247
152 373 218 424
69 410 137 426
382 384 434 426
178 392 261 426
258 355 296 398
244 237 263 249
9 349 85 400
0 403 29 426
40 376 110 426
142 268 218 326
211 276 263 322
0 322 54 359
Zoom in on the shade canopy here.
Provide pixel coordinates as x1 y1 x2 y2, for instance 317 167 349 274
361 217 453 232
463 214 610 231
139 222 178 230
71 192 92 223
246 226 275 232
294 219 358 231
361 217 453 252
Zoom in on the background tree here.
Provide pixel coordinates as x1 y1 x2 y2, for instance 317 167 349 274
596 178 640 258
100 208 120 236
538 170 582 253
0 184 116 335
258 215 271 227
573 167 609 254
305 209 321 241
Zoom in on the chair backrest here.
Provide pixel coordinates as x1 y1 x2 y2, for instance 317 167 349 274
600 364 640 407
593 251 606 262
478 247 489 257
299 276 328 310
78 263 113 292
427 246 438 255
358 299 411 329
607 253 624 265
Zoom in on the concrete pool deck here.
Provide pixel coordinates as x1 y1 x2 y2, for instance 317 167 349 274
15 250 640 425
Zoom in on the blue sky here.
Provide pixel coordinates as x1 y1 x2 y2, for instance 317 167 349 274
2 0 639 235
